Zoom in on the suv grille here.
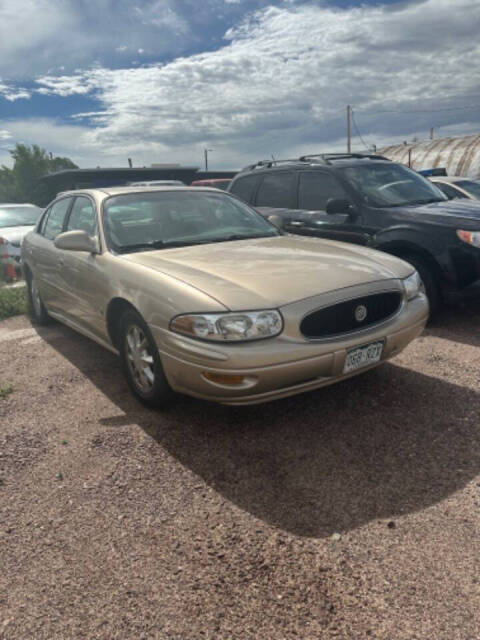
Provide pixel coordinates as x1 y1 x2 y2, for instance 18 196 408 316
300 292 402 339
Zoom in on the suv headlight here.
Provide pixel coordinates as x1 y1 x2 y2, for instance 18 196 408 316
403 271 421 300
170 310 283 342
457 230 480 248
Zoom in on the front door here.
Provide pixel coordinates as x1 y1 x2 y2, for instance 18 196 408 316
288 171 370 245
60 196 110 340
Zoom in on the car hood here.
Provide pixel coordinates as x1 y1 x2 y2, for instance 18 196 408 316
399 199 480 228
123 235 412 309
0 225 34 245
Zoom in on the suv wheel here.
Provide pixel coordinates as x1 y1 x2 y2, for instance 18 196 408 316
27 274 51 325
402 254 441 317
119 310 173 408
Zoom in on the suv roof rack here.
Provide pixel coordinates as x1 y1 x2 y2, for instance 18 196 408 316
299 153 391 163
240 153 390 172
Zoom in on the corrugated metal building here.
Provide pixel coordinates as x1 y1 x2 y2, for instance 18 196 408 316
380 134 480 178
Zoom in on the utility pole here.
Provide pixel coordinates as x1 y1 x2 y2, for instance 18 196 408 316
347 105 351 153
430 127 434 140
204 148 212 172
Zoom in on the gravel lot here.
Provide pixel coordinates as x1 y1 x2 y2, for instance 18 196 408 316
1 303 479 639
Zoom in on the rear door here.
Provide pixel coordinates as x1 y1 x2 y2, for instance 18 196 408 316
29 197 73 311
252 171 302 227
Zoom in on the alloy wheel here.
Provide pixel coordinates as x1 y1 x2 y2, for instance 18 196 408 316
125 325 155 393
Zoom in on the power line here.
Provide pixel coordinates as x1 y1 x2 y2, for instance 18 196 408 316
354 103 480 115
350 109 372 150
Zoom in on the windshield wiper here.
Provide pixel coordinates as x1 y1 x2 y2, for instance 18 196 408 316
407 198 444 206
117 239 199 253
206 233 277 243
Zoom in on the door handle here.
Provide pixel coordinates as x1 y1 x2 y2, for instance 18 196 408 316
290 220 304 227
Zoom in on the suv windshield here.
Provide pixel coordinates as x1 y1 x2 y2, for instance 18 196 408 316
103 190 279 253
0 206 43 228
340 163 447 208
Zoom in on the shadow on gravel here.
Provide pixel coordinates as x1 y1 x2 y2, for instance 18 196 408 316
425 299 480 347
39 323 480 539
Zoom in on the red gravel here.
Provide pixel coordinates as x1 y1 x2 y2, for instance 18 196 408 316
0 302 479 639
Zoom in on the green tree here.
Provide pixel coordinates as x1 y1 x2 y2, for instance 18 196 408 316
0 144 78 206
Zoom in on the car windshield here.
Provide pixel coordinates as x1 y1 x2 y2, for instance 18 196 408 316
0 205 43 228
456 180 480 198
102 190 279 253
340 163 448 207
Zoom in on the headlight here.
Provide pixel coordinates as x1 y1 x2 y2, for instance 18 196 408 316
457 229 480 248
170 310 283 342
403 271 421 300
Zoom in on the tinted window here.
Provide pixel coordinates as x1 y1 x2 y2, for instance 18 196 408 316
255 172 295 207
298 172 348 210
229 175 259 203
435 182 467 200
67 197 97 235
42 198 72 241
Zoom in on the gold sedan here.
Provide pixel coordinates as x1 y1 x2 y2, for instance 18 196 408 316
22 187 428 406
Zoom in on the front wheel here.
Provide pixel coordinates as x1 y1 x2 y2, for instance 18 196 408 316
119 310 173 408
26 274 51 325
401 254 441 317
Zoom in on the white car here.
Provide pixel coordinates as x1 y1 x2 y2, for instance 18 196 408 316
0 204 43 279
430 176 480 201
127 180 185 187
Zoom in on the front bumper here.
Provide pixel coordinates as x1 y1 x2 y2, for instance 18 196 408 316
150 288 429 405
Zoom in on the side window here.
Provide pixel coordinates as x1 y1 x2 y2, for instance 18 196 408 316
42 198 72 241
67 197 97 235
255 172 295 207
435 183 467 200
298 172 348 210
230 175 259 203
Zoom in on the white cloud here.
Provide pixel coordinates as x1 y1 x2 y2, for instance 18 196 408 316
4 0 480 169
0 80 31 101
0 0 193 76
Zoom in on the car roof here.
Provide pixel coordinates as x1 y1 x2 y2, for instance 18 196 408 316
431 176 477 183
236 153 392 176
0 202 40 207
54 186 225 199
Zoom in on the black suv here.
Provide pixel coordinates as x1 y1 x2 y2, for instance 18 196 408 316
228 153 480 313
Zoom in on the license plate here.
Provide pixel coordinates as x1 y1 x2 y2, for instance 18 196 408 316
343 341 384 374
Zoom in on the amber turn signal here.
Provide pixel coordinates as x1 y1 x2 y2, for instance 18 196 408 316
203 371 245 385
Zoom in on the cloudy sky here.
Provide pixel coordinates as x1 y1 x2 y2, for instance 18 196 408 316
1 0 480 170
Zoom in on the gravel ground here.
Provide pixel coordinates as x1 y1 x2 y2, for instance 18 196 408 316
0 303 479 639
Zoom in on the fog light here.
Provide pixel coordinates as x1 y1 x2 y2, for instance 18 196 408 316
203 371 245 385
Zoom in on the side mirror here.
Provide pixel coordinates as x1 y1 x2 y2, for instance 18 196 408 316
325 197 354 216
54 230 99 253
267 214 284 230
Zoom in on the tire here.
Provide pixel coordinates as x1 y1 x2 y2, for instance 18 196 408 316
26 273 51 325
119 309 173 408
401 253 441 317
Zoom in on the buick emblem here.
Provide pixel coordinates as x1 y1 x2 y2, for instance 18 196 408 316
355 304 367 322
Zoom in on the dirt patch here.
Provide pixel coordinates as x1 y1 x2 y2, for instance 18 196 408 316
0 306 479 639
